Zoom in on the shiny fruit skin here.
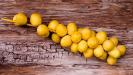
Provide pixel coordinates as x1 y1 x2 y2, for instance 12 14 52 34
71 31 81 43
117 45 126 56
96 31 107 44
110 36 118 46
37 24 49 37
109 47 121 58
67 22 77 35
80 28 91 40
107 56 117 65
99 52 107 60
30 13 42 27
51 33 60 43
94 45 104 58
60 35 72 47
56 24 67 37
103 40 115 51
48 20 59 32
83 48 93 59
71 43 78 53
87 37 99 49
13 12 27 26
78 40 88 53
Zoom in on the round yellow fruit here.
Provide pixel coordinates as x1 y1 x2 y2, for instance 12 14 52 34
78 40 88 53
99 52 107 60
103 40 114 51
107 56 117 65
78 28 83 33
71 43 78 53
56 24 67 37
37 24 49 37
94 45 104 58
108 47 121 58
91 30 96 37
83 48 93 59
80 28 91 40
96 31 107 44
48 20 59 32
30 13 42 27
60 35 72 47
51 33 60 43
71 31 81 43
87 37 99 48
67 22 77 35
110 36 118 46
117 45 126 56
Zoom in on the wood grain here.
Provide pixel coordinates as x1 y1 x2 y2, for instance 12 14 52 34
0 0 133 75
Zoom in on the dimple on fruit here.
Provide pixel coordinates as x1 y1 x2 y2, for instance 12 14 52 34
80 28 91 40
67 22 77 35
94 45 104 58
48 20 59 32
107 56 117 65
56 24 67 37
110 36 118 46
87 37 99 49
78 40 88 53
71 31 81 43
103 40 115 51
30 13 42 27
83 48 93 59
51 33 60 43
60 35 72 47
37 24 49 37
96 31 107 44
109 47 121 58
117 45 126 56
1 12 27 26
71 43 78 53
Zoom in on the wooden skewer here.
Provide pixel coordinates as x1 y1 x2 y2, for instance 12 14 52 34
1 17 15 23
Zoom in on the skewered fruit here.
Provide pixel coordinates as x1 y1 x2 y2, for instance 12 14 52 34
94 45 104 58
1 12 27 26
60 35 72 47
117 45 126 56
71 43 78 53
109 47 121 58
91 30 96 37
80 28 91 40
87 37 99 48
67 22 77 35
107 56 117 65
83 48 93 59
51 33 60 43
78 40 88 53
110 36 118 46
48 20 59 32
96 31 107 44
30 13 42 27
56 24 67 37
99 52 107 60
103 40 114 51
71 31 81 43
37 24 49 37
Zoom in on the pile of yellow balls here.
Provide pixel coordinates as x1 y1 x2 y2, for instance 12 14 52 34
1 12 126 65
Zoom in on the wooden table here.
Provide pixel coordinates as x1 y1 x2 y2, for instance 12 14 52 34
0 0 133 75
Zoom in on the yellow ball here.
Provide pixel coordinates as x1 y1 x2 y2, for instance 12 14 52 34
37 24 49 37
13 12 27 26
117 45 126 56
48 20 59 32
78 28 83 33
107 56 117 65
83 48 93 59
30 13 42 27
80 28 91 40
56 24 67 37
60 35 72 47
87 37 99 48
71 31 81 43
78 40 88 53
108 47 121 58
110 36 118 46
71 43 78 53
96 31 107 44
94 45 104 58
103 40 114 51
51 33 60 43
67 22 77 35
99 52 107 60
91 30 96 37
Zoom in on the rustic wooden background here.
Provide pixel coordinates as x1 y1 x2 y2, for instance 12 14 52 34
0 0 133 75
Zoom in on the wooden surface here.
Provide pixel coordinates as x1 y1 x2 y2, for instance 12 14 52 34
0 0 133 75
